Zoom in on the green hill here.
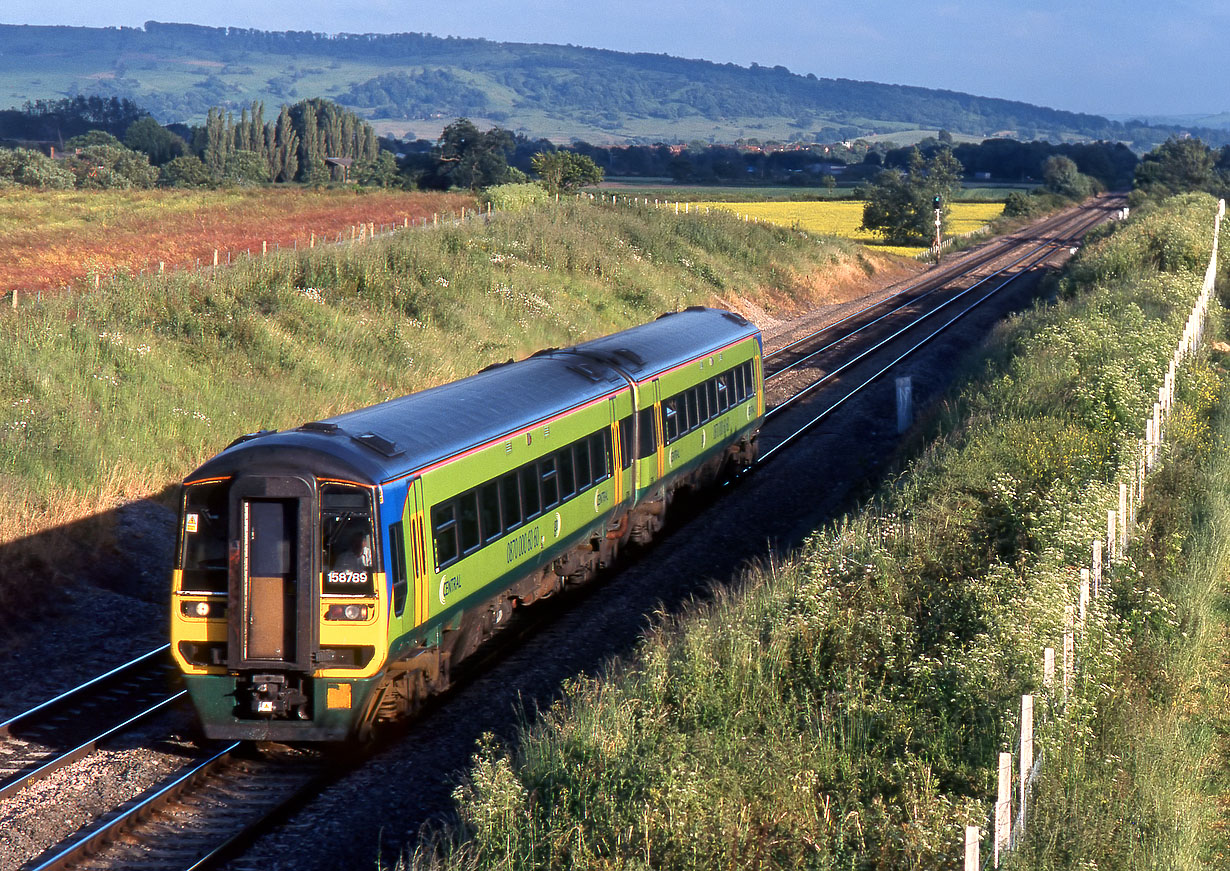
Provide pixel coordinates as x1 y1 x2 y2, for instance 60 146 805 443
0 21 1212 147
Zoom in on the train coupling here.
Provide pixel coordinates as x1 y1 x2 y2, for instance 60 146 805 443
240 673 310 719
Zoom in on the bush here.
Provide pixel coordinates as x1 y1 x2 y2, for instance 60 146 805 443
223 149 271 186
480 182 553 212
159 155 212 188
65 144 158 189
0 147 76 189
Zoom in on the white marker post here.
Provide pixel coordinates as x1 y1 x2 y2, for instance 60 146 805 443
896 376 913 434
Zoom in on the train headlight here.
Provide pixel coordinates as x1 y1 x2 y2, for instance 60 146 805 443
325 603 370 621
181 600 227 619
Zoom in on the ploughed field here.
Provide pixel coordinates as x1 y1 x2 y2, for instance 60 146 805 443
0 188 474 292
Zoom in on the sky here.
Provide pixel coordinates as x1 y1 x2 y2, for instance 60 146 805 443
0 0 1223 118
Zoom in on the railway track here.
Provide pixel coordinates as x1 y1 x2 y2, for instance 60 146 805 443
20 743 333 871
762 197 1120 381
8 197 1119 871
755 197 1119 463
0 646 184 804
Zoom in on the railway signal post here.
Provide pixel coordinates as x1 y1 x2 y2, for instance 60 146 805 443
932 195 943 264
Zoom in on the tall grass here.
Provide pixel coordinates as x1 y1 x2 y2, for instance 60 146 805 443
1008 335 1230 868
397 193 1227 870
0 199 868 617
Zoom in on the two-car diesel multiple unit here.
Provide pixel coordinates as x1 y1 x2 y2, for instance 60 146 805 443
171 307 763 741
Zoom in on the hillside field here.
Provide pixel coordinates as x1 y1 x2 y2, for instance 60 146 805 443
0 188 474 292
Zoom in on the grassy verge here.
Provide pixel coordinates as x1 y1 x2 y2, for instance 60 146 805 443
1009 314 1230 867
0 199 881 620
397 193 1227 870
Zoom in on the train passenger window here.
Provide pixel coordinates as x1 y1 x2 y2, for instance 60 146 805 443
663 398 679 443
706 379 719 416
520 465 541 518
619 416 634 469
696 382 709 423
734 366 746 403
556 449 576 499
746 361 757 396
431 503 458 570
686 389 699 432
574 438 592 490
389 522 408 617
458 491 480 554
637 408 656 459
500 473 522 532
180 481 230 593
540 456 559 509
322 485 376 596
717 375 730 412
479 483 501 543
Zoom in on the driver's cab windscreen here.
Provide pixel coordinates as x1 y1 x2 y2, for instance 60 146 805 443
180 481 229 593
321 484 376 596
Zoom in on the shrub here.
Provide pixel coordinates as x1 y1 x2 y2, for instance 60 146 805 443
0 147 75 189
480 182 553 212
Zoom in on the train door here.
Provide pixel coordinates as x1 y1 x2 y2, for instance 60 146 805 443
608 396 623 499
652 379 665 480
406 483 430 626
634 378 664 488
227 475 317 673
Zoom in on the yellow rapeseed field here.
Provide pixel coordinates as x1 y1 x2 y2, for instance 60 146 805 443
692 200 1004 257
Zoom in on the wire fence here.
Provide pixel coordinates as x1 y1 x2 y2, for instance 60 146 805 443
4 202 498 308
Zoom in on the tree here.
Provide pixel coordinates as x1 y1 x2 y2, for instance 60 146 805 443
531 150 604 194
224 149 271 185
201 108 234 179
123 117 186 166
1041 155 1092 199
433 119 517 190
65 130 125 150
1134 138 1215 197
860 146 963 244
356 151 400 187
65 144 158 189
269 105 299 182
159 155 212 188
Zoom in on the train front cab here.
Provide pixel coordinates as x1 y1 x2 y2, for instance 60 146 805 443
171 473 390 741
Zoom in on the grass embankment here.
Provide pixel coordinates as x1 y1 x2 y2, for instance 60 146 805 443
1010 226 1230 864
0 198 877 619
399 193 1227 870
0 187 473 291
1010 319 1230 869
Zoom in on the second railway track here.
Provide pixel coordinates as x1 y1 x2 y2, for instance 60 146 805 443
0 646 185 805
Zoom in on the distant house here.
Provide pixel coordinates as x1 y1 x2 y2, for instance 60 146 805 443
324 157 355 183
0 139 59 157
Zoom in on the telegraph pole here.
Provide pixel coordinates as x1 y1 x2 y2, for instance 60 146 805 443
932 195 943 264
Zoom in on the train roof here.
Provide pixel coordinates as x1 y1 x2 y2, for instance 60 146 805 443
185 307 760 487
566 307 758 380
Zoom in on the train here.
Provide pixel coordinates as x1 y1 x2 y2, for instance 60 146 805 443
170 307 763 741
